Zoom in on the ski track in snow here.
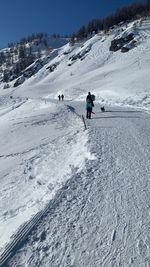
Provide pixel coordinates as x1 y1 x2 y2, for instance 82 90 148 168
1 19 150 266
4 102 150 267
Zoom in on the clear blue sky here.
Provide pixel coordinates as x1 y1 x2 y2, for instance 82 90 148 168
0 0 145 47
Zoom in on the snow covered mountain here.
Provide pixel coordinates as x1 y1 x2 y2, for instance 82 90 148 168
1 17 150 110
0 35 68 85
0 17 150 266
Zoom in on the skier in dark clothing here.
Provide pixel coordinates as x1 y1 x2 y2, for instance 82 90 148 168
61 94 64 101
58 95 61 101
86 92 94 119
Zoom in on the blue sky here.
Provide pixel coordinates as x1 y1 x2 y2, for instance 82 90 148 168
0 0 145 47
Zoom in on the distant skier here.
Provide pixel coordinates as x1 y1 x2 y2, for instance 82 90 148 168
61 94 64 101
58 95 61 101
86 92 94 119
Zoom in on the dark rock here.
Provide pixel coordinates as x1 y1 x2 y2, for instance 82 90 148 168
121 47 130 53
14 76 25 87
110 33 134 52
46 62 58 72
3 83 10 89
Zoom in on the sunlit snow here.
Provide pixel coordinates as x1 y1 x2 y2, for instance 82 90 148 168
0 18 150 267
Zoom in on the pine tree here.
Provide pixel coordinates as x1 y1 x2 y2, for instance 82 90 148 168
147 0 150 10
3 70 9 83
69 34 76 46
19 45 26 60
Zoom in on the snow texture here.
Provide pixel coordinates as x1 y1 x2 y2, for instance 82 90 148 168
0 17 150 267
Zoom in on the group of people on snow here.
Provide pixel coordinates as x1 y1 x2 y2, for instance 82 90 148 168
58 94 64 101
57 91 104 119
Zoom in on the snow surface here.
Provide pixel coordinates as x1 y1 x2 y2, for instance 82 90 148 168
0 18 150 266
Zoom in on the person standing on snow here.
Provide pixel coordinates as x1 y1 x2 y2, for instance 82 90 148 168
86 92 94 119
58 95 61 101
61 94 64 101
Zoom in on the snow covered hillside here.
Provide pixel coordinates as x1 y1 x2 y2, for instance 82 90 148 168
4 17 150 111
0 17 150 266
0 36 68 85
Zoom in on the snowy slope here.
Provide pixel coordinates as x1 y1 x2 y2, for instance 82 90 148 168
8 18 150 110
0 99 93 252
0 17 150 266
4 103 150 267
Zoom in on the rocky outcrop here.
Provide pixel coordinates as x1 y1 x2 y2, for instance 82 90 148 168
22 59 44 78
14 76 25 87
68 44 92 65
109 33 134 52
46 62 59 72
121 47 130 53
3 83 10 89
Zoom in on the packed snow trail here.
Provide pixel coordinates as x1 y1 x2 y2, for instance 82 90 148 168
6 102 150 267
